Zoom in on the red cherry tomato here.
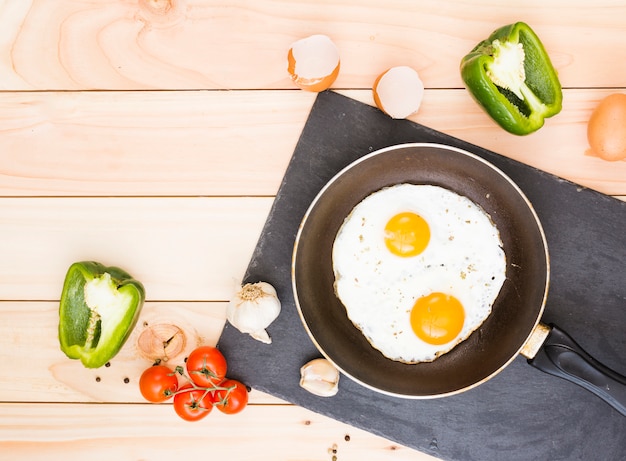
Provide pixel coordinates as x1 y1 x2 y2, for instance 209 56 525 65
213 379 249 415
186 346 227 387
139 365 178 403
173 384 213 422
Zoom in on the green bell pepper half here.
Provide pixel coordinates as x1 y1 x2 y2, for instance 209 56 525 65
58 261 145 368
460 22 562 135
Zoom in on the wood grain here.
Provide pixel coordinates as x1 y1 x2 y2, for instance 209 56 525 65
0 90 314 196
1 89 625 197
2 1 626 91
0 300 285 405
0 403 438 461
1 2 625 460
0 301 219 402
0 197 272 301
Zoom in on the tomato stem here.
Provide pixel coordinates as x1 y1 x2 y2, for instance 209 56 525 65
167 365 233 403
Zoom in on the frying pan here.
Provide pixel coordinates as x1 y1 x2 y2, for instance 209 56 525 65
292 143 626 416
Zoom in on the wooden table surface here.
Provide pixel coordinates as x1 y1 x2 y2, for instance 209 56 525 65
1 1 625 460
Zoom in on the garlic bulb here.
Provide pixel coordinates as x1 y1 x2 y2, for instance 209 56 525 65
299 358 339 397
227 282 281 344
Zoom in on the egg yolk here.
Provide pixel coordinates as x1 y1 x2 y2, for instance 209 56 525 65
384 212 430 257
410 292 465 345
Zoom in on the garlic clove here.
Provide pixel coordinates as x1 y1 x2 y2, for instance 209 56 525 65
250 329 271 344
301 378 339 397
300 358 340 397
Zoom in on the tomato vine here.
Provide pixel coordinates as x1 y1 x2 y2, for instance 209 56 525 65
138 345 249 421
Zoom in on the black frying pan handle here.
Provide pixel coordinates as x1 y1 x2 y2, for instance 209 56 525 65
528 323 626 417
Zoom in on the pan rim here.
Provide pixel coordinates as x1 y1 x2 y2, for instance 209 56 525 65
291 142 550 398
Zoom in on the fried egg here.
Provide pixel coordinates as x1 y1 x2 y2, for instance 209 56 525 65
332 184 506 363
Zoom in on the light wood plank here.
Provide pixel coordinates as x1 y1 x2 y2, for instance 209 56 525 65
0 300 284 404
0 403 439 461
0 300 224 403
2 3 624 460
343 89 626 196
0 197 272 301
1 1 626 91
0 90 314 196
1 89 625 197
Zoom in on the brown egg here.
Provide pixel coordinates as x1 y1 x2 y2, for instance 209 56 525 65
587 93 626 161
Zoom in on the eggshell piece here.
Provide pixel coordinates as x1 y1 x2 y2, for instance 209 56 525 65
373 66 424 119
587 93 626 161
288 34 340 92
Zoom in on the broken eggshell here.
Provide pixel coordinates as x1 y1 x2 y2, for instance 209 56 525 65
287 34 340 92
373 66 424 119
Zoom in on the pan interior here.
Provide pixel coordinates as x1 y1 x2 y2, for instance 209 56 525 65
292 144 548 397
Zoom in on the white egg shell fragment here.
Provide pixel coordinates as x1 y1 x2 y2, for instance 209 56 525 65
299 358 340 397
373 66 425 119
288 34 340 92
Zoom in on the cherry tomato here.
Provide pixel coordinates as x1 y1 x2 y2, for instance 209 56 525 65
213 379 249 414
173 384 213 422
186 346 227 387
139 365 178 403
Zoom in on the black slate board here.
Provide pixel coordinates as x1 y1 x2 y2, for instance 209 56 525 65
218 91 626 461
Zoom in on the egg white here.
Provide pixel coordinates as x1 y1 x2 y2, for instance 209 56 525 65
332 184 506 363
